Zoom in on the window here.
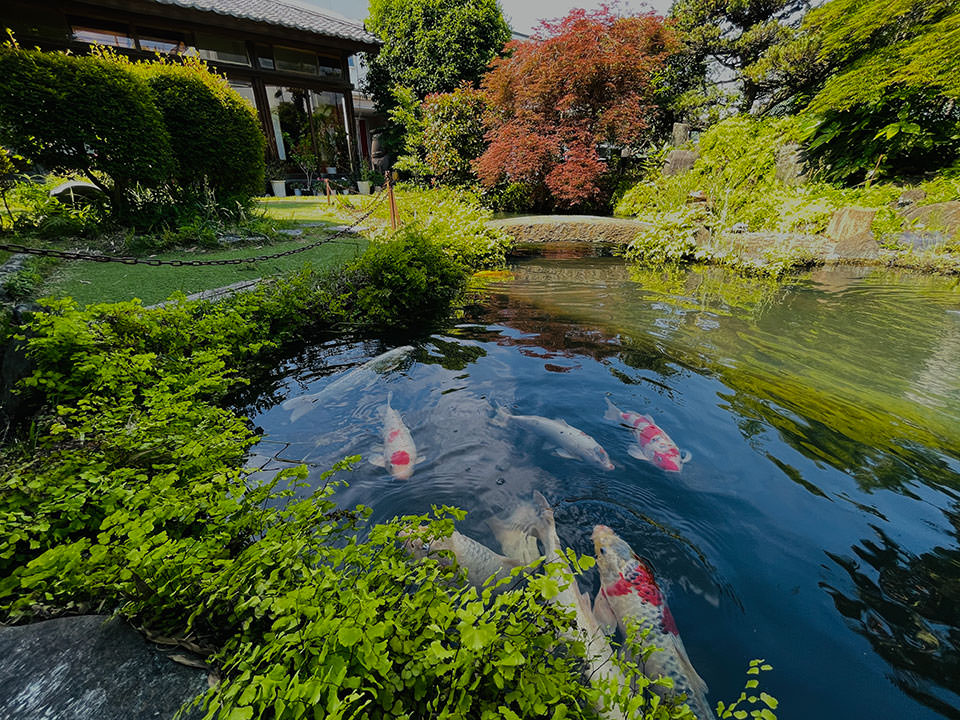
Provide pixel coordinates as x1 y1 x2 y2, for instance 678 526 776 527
71 19 134 48
318 56 343 80
256 45 274 70
229 81 257 110
274 47 317 76
138 28 194 55
196 34 250 65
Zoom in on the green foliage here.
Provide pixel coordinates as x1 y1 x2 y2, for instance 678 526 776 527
0 42 266 223
343 225 467 332
781 0 960 180
136 57 266 203
364 0 510 153
394 85 488 187
5 178 106 237
0 44 172 215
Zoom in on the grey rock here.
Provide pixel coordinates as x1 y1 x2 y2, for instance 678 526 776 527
685 190 710 207
831 232 880 260
0 615 208 720
774 144 806 185
486 215 651 245
896 189 927 208
729 222 749 233
897 231 947 251
278 229 304 237
826 207 877 242
662 149 698 176
671 122 691 147
900 201 960 237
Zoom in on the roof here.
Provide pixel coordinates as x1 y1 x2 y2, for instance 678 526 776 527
152 0 382 46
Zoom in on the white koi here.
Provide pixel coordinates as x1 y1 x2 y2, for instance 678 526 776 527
494 406 615 470
369 391 423 480
403 526 524 587
282 345 414 422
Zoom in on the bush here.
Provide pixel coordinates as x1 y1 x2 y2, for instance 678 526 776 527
138 57 265 203
0 45 172 217
343 224 467 332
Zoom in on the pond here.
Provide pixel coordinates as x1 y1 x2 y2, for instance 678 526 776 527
247 254 960 720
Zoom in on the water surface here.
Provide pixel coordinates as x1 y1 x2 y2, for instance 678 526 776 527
248 257 960 720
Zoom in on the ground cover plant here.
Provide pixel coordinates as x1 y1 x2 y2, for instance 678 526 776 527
0 224 777 720
616 115 960 275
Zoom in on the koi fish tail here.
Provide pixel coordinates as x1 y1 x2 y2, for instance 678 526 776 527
282 395 314 422
491 404 512 428
488 502 541 563
603 397 622 423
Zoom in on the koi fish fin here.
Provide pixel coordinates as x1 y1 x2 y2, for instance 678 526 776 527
368 445 385 467
627 444 652 462
664 633 710 698
488 503 541 563
415 455 427 465
491 404 512 427
603 397 622 422
679 450 693 465
281 394 317 422
530 490 560 557
553 447 579 460
593 589 618 634
387 390 393 409
641 414 656 424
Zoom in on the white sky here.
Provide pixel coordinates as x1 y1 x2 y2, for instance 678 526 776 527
303 1 674 34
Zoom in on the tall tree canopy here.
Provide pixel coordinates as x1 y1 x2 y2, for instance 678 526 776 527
364 0 509 114
476 7 676 210
767 0 960 180
669 0 809 114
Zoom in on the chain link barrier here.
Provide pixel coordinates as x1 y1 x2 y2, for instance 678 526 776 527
0 187 388 268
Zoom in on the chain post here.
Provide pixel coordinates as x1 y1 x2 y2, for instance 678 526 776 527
324 178 332 206
386 171 398 231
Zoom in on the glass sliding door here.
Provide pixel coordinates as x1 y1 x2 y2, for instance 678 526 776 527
266 85 352 174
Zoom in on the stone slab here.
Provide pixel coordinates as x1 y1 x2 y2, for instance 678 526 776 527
826 207 877 242
900 201 960 237
0 615 207 720
487 215 652 245
662 149 698 176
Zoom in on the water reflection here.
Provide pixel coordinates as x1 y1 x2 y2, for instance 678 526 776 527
247 257 960 720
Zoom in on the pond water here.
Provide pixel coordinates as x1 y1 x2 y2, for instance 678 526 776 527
247 254 960 720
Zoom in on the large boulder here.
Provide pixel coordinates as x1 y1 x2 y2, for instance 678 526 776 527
826 207 880 260
662 149 698 176
0 615 208 720
671 122 691 147
774 143 806 185
900 201 960 238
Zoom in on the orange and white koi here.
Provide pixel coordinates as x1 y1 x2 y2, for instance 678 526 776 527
369 391 423 479
593 524 714 720
604 398 691 473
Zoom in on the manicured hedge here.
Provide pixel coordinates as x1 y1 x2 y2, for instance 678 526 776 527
0 45 265 218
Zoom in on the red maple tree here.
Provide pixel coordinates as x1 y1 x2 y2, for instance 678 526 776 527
476 5 677 209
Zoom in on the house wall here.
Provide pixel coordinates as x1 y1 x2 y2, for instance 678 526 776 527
2 0 381 178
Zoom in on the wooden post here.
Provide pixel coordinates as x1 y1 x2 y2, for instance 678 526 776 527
324 178 332 205
387 171 398 231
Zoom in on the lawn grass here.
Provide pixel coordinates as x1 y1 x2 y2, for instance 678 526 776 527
40 220 366 307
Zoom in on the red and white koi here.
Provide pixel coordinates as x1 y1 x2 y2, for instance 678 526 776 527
369 391 423 479
604 398 691 473
592 524 714 720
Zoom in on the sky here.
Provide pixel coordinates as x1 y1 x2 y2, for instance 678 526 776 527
303 0 674 34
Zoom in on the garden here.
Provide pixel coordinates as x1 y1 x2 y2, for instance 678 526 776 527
2 0 960 719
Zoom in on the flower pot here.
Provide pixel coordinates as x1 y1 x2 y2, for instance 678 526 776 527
294 188 302 197
357 180 372 195
325 166 337 175
270 179 286 198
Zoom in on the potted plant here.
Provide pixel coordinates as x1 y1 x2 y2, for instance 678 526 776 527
357 159 374 195
267 160 286 198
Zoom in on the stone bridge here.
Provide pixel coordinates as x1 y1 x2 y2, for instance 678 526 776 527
487 215 651 245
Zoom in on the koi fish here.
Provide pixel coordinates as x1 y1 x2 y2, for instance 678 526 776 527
488 502 541 564
282 345 414 422
604 398 691 473
494 406 615 470
592 524 714 720
403 526 524 587
369 391 423 479
529 493 628 719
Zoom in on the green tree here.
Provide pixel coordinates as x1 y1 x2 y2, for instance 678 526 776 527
770 0 960 181
364 0 509 152
669 0 809 115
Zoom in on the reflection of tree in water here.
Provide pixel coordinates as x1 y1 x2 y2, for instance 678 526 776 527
823 518 960 718
416 337 486 371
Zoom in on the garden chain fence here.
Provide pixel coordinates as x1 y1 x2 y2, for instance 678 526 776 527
0 187 388 267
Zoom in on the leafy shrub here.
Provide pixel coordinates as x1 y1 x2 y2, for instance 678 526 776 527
0 44 172 217
343 224 467 332
7 178 106 237
137 56 265 203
